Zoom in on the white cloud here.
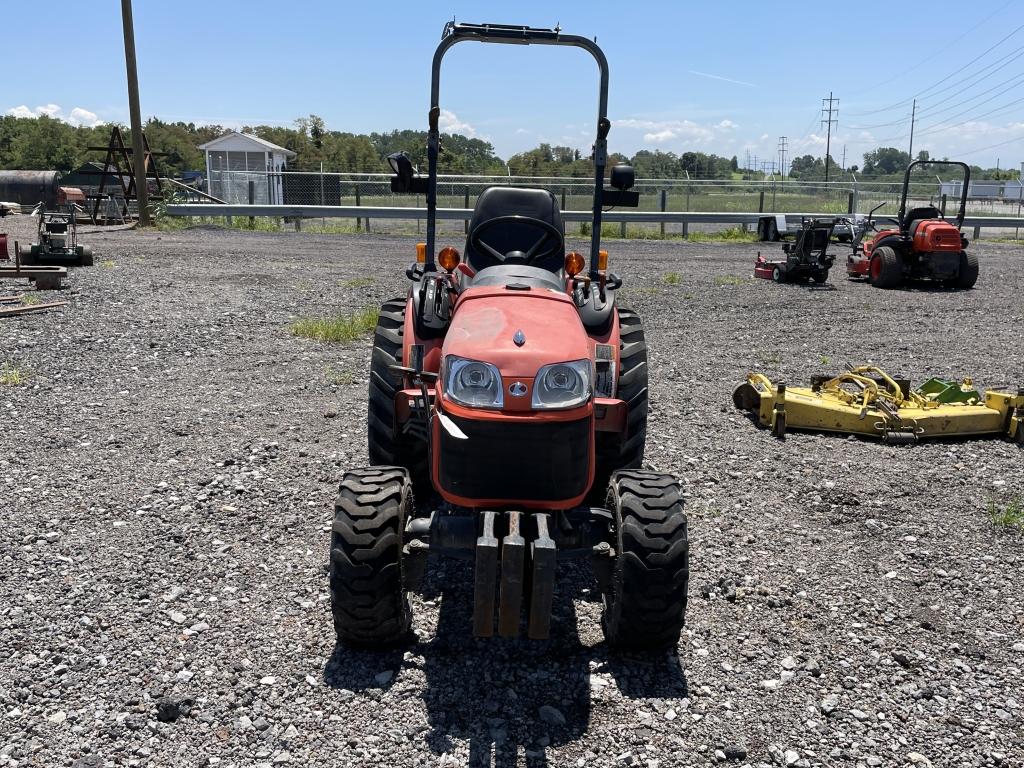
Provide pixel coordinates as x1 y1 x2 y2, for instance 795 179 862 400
438 109 476 137
5 103 105 127
644 129 678 144
69 107 103 127
717 119 737 130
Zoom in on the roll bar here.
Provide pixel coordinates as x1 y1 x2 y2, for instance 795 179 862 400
425 22 612 280
899 160 971 229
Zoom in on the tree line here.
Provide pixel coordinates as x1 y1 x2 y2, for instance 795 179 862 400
0 112 1013 181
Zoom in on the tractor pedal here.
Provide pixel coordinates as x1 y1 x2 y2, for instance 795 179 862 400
498 510 525 637
527 513 556 640
472 510 498 638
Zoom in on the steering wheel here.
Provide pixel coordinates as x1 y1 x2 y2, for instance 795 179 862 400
469 215 565 264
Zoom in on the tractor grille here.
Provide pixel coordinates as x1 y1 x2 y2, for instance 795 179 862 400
438 414 591 502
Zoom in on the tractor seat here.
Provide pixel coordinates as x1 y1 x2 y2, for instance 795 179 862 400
468 264 565 292
464 186 565 274
904 206 942 238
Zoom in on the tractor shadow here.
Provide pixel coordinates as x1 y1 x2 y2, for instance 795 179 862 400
417 558 688 768
322 558 689 767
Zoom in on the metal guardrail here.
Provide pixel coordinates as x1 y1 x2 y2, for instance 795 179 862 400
164 203 1024 232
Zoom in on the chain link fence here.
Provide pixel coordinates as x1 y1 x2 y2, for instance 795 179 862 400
184 171 1024 238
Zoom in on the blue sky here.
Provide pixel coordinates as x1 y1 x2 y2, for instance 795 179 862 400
4 1 1023 171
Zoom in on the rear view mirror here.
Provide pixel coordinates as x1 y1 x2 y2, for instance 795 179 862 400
610 164 635 191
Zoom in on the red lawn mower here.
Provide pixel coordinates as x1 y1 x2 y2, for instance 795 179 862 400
847 160 977 289
329 22 689 651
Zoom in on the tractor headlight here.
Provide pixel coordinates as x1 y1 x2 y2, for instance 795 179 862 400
532 360 592 410
444 355 503 409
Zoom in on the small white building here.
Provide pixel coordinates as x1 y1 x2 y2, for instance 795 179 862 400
199 131 296 204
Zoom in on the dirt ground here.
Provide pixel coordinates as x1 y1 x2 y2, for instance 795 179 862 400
1 216 1022 768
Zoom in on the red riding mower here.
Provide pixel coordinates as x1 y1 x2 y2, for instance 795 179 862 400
329 22 689 652
847 160 977 289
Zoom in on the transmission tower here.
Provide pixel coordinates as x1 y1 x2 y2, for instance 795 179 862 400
778 136 788 182
821 92 839 182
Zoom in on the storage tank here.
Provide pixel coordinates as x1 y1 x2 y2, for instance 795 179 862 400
0 170 60 208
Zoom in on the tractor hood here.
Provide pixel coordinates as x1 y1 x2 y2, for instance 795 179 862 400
442 287 590 376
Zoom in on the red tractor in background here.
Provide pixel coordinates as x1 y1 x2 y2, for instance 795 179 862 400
847 160 978 289
329 22 689 652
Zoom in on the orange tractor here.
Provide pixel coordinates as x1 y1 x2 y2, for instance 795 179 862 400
847 160 977 289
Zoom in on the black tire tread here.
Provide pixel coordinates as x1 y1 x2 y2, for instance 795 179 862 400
870 245 902 289
592 308 648 502
602 470 689 652
329 466 412 646
957 250 979 289
367 298 429 493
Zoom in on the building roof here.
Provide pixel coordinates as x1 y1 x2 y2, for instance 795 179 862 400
197 131 297 157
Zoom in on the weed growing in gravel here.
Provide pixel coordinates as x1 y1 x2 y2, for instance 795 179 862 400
714 274 748 286
820 355 831 365
988 496 1024 528
100 259 116 268
21 294 41 306
662 272 681 285
0 364 27 386
758 350 782 365
290 308 380 343
687 226 757 243
326 367 355 386
339 277 376 289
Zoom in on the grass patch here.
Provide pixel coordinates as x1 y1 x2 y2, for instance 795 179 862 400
326 367 355 386
290 307 379 343
714 274 748 286
339 277 376 289
687 226 758 243
21 294 42 306
988 496 1024 528
100 259 116 268
662 272 681 285
0 364 27 386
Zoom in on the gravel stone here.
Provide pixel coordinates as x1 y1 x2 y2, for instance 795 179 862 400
1 226 1021 766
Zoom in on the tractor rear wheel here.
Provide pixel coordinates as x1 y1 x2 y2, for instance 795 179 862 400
601 470 689 652
77 245 94 267
869 246 902 288
812 269 829 284
368 297 429 495
329 466 413 646
591 307 647 503
956 250 979 289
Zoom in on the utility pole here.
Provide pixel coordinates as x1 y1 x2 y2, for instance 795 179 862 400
821 91 839 182
745 149 751 173
778 136 788 183
121 0 149 226
841 145 847 171
907 98 916 161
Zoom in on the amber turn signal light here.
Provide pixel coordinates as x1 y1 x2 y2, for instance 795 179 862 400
597 250 609 271
565 251 585 276
438 246 461 272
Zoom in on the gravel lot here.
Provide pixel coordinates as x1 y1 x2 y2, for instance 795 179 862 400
1 216 1022 768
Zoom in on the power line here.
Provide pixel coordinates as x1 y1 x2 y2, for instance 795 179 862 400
915 93 1024 137
846 22 1024 117
955 132 1024 157
821 92 838 182
844 1 1013 99
913 69 1024 123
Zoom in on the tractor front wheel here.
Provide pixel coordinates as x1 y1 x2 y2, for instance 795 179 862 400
812 269 829 284
591 307 647 503
368 297 429 495
771 266 784 283
868 246 902 288
956 250 979 289
601 470 689 652
77 245 94 267
329 466 413 647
